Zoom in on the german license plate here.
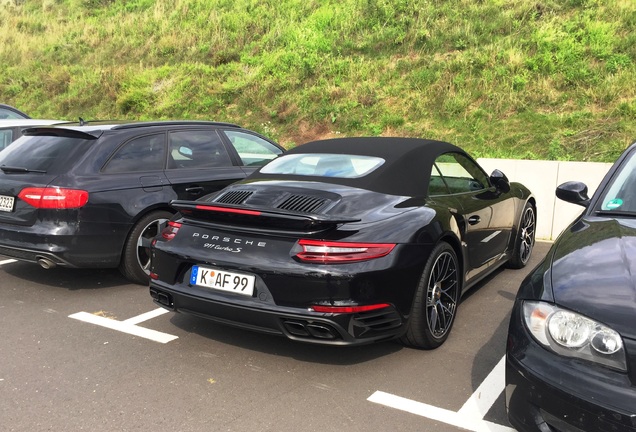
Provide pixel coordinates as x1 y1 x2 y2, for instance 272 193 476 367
0 195 14 212
190 265 255 296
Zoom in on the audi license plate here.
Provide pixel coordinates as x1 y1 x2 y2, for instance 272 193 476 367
0 195 14 212
190 265 255 296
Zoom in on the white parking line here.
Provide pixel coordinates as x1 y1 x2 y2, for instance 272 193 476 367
69 308 178 344
458 356 507 419
0 259 17 265
368 355 514 432
123 307 170 325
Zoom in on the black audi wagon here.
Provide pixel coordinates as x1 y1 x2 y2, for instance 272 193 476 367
0 120 284 284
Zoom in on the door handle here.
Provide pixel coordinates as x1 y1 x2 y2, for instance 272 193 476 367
468 215 481 225
185 186 204 195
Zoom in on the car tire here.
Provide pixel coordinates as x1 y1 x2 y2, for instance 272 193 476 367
507 202 536 269
400 242 460 350
119 210 173 285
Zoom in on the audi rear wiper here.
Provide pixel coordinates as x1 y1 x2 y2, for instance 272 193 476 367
0 165 47 174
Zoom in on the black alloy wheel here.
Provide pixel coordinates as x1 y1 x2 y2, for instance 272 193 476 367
119 210 173 285
401 242 460 349
508 202 535 269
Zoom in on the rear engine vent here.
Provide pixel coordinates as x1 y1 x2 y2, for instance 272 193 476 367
277 195 326 214
215 190 253 205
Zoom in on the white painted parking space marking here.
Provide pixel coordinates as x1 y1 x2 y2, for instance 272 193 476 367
368 355 514 432
69 308 178 344
458 356 507 419
123 307 170 325
0 259 17 265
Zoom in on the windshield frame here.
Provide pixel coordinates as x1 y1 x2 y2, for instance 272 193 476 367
593 146 636 216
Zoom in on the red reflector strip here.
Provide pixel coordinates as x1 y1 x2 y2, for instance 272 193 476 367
194 205 261 216
311 303 391 313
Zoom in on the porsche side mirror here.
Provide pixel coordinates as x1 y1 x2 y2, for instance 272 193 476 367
490 169 510 193
556 181 590 207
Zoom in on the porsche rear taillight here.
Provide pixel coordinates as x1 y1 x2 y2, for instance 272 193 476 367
160 221 182 241
295 239 396 263
18 187 89 209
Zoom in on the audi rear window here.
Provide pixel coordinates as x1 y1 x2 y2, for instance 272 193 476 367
0 134 95 174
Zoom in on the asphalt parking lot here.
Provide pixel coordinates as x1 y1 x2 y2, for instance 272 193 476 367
0 241 551 432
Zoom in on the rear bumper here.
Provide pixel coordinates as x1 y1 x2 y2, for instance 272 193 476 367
0 223 126 268
0 243 75 267
149 280 405 346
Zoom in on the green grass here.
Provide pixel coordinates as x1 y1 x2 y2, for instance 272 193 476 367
1 0 634 162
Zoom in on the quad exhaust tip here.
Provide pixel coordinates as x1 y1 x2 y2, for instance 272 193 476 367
283 320 340 340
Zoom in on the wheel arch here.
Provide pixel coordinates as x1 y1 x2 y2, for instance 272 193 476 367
120 204 177 258
124 205 177 238
526 197 537 215
437 232 464 289
118 206 176 284
513 197 537 244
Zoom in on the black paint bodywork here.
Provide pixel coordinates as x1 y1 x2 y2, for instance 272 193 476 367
506 142 636 431
150 137 535 346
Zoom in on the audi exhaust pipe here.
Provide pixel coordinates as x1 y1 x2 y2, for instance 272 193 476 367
36 257 57 269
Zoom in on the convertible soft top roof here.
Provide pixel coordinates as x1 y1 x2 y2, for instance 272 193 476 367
254 137 465 196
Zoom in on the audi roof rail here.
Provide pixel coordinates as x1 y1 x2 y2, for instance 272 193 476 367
110 120 241 130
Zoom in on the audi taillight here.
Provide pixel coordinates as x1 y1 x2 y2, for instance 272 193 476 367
160 221 182 241
295 239 396 263
18 187 89 209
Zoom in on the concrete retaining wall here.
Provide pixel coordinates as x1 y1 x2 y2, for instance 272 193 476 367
477 158 613 240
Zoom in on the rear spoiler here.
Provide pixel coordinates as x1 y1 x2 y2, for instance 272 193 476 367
170 200 360 232
23 127 103 139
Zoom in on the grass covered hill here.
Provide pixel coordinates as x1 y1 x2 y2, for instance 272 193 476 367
0 0 634 162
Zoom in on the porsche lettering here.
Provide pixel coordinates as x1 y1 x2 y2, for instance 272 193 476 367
192 233 266 247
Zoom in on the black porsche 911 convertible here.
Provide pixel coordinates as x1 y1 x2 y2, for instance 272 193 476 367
149 137 536 349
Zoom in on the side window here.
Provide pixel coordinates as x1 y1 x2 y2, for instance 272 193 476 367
432 153 489 194
103 133 166 173
428 163 450 196
168 130 232 169
0 108 25 119
0 128 14 150
224 130 283 167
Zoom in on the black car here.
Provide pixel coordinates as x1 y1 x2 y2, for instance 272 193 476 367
0 104 30 119
506 142 636 431
0 120 284 284
149 137 536 349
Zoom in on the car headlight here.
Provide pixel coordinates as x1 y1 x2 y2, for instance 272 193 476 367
522 301 627 371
